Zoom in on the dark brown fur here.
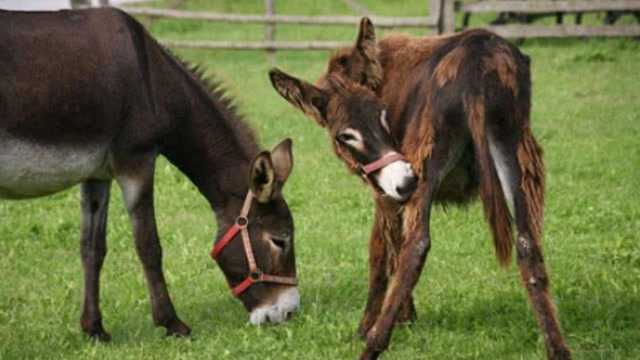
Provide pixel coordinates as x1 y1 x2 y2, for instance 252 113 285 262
1 8 296 340
271 18 570 360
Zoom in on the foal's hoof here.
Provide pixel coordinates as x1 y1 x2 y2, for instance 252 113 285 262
550 346 572 360
357 322 373 340
360 348 381 360
165 319 191 337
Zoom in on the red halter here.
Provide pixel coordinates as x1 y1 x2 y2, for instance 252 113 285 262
210 191 297 297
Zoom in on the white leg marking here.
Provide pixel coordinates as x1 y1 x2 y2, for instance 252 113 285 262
249 287 300 325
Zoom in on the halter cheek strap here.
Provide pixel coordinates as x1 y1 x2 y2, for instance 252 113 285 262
210 192 297 297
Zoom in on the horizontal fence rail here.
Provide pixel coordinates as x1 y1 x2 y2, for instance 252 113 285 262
158 39 353 50
121 7 438 28
118 0 640 53
485 24 640 38
462 0 640 13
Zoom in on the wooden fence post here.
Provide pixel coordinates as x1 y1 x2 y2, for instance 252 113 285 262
430 0 442 34
265 0 276 65
440 0 456 33
70 0 91 9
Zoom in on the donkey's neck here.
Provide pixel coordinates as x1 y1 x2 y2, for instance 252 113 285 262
160 66 259 215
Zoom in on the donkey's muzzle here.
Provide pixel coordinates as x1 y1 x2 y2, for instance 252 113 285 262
396 175 418 201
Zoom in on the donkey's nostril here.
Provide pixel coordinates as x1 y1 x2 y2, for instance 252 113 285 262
396 177 418 197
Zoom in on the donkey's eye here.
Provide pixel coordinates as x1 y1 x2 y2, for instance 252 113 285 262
269 234 289 251
337 133 356 143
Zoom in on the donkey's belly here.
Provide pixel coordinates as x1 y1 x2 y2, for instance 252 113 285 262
0 136 111 199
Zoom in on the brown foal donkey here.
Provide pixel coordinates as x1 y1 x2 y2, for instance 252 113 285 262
270 18 570 360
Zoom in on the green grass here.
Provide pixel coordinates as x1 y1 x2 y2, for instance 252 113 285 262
1 1 639 359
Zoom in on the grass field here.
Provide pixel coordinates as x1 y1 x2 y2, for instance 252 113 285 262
1 1 639 359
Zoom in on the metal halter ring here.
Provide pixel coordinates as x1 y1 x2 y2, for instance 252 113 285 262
236 216 248 228
250 270 263 281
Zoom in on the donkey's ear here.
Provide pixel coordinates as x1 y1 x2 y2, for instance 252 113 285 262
353 17 383 89
356 17 376 56
269 68 329 127
249 151 276 203
270 138 294 184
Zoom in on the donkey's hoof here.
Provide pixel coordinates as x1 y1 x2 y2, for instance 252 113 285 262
357 322 373 340
360 348 381 360
165 319 191 337
86 329 112 343
82 320 112 342
550 346 572 360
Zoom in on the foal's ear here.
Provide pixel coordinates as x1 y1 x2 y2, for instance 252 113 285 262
269 68 329 127
249 152 276 203
353 17 383 89
270 138 294 184
356 17 377 56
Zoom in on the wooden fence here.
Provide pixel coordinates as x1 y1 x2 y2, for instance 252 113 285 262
121 2 440 51
461 0 640 38
107 0 640 53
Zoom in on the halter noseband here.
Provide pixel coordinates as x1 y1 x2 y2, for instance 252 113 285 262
210 191 297 297
336 143 406 193
359 151 406 176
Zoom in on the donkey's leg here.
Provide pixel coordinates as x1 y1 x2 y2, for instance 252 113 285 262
387 237 417 326
358 198 417 338
361 141 456 360
357 203 390 338
79 180 111 341
114 153 190 337
358 198 416 338
489 128 571 359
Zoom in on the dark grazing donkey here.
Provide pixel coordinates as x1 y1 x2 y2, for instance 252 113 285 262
1 8 298 340
270 18 570 360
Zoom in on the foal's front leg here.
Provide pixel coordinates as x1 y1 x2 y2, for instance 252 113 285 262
360 182 433 360
360 137 456 359
358 199 416 338
115 153 190 337
80 180 111 341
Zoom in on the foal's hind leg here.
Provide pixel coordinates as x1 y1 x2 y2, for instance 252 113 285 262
114 153 190 337
80 180 111 341
489 128 571 359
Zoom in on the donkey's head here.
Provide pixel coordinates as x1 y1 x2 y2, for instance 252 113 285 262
269 70 417 202
214 139 298 325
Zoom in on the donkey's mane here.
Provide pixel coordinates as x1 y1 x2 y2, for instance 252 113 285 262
165 50 260 160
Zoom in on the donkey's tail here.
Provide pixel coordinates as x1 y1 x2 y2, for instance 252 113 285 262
464 94 513 267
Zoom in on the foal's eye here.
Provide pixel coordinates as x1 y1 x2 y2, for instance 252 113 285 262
337 133 357 143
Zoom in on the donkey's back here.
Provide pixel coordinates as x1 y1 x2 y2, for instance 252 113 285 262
0 8 161 198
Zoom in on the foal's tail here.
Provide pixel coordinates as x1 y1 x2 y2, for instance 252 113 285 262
464 94 514 267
